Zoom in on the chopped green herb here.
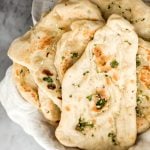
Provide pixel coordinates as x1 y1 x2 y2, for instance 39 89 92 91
137 97 142 104
108 5 111 9
125 8 131 12
124 40 132 45
118 5 121 8
43 76 53 83
71 52 78 59
83 71 89 76
62 56 65 60
136 106 143 117
20 69 23 74
136 60 141 67
141 18 145 21
72 83 80 87
110 60 119 68
86 95 92 101
96 98 107 109
75 117 94 132
136 57 141 67
108 132 118 145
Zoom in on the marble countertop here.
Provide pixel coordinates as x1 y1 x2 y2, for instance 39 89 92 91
0 0 43 149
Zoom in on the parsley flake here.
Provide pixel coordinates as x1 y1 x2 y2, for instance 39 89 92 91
136 106 143 117
136 57 141 67
71 52 78 59
83 71 89 76
108 132 118 145
110 60 119 68
96 98 107 109
75 117 94 132
43 76 53 83
86 95 92 101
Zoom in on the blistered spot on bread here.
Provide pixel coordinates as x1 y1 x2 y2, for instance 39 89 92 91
38 36 53 49
83 30 95 38
62 58 73 74
139 66 150 89
93 46 111 72
105 77 112 85
96 88 109 99
65 106 70 111
112 72 119 81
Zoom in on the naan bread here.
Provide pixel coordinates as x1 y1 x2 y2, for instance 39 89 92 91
136 38 150 133
90 0 150 40
12 63 60 123
8 0 104 109
54 20 104 82
38 89 61 123
12 63 39 108
8 0 102 70
56 14 138 150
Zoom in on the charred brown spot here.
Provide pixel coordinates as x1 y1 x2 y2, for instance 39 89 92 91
96 88 109 100
139 66 150 88
62 58 73 73
16 70 20 76
38 36 52 49
100 66 111 72
23 85 31 92
47 84 56 90
46 52 50 57
92 106 100 112
93 46 111 72
65 106 70 111
42 69 53 76
112 72 119 81
31 93 37 98
58 96 62 100
93 46 107 65
105 77 111 85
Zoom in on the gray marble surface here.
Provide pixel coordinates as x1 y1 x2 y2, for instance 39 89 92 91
0 0 43 149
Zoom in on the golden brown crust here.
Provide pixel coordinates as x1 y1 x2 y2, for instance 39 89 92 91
12 63 40 108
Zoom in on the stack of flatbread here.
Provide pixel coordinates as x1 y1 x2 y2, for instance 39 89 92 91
7 0 150 149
